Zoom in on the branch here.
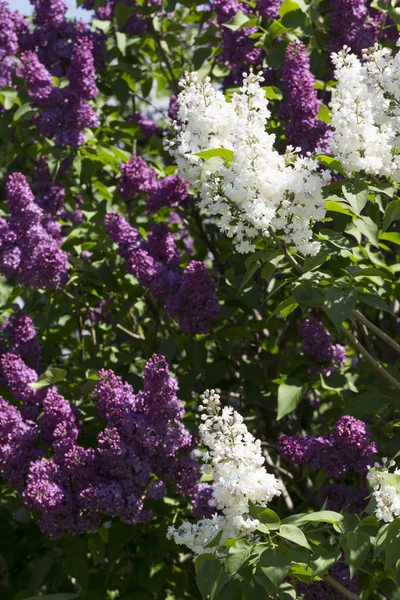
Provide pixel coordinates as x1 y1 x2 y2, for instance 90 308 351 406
267 228 400 390
352 309 400 356
339 325 400 390
324 574 361 600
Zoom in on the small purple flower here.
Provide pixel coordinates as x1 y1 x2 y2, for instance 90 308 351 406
192 482 215 518
146 174 189 213
118 157 157 199
165 261 220 334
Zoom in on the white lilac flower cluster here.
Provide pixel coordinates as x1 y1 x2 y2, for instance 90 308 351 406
330 41 400 181
167 390 282 557
367 458 400 523
165 72 328 256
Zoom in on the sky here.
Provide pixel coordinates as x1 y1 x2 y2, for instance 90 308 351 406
8 0 90 20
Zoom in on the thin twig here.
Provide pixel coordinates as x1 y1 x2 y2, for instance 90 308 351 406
340 325 400 390
353 309 400 356
116 323 144 340
324 574 361 600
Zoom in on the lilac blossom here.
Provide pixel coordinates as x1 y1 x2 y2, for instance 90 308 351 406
3 310 42 371
0 353 200 538
256 0 282 19
0 173 68 289
118 157 157 199
299 317 346 374
20 38 99 147
105 212 219 333
280 41 332 154
329 0 397 56
0 1 26 88
146 174 189 213
135 111 161 138
277 415 377 476
165 261 220 334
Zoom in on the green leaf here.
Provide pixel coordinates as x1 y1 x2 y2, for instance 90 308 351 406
250 505 281 531
380 231 400 246
0 89 18 110
277 379 304 420
326 200 353 216
358 291 395 316
344 531 370 578
195 555 222 600
385 518 400 569
222 10 259 30
225 540 251 576
317 155 346 175
13 103 35 121
311 545 341 577
278 524 312 551
283 510 344 526
116 31 127 55
317 104 331 124
263 86 282 100
303 250 330 272
239 262 259 291
383 199 400 231
323 286 358 330
88 534 105 566
259 547 292 588
374 524 390 558
195 147 234 163
292 282 324 308
28 368 67 391
279 0 307 15
193 47 212 70
114 1 134 28
342 186 369 216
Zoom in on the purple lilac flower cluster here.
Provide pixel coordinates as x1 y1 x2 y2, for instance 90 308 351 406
0 1 28 88
212 0 263 85
280 42 332 154
105 212 219 333
135 111 161 139
18 0 105 78
329 0 397 56
0 352 199 538
20 36 99 147
33 158 66 217
0 173 68 290
82 0 161 34
211 0 282 85
1 310 42 372
299 317 346 375
118 156 189 212
296 561 359 599
277 415 377 476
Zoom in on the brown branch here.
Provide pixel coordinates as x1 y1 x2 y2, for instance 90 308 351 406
353 309 400 356
339 325 400 390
